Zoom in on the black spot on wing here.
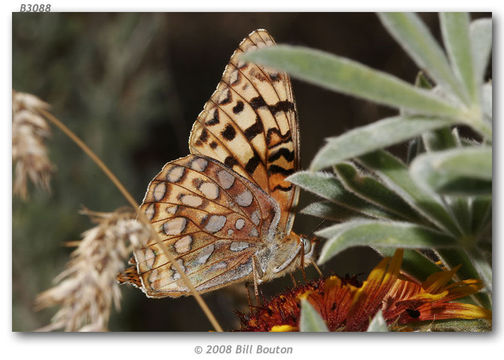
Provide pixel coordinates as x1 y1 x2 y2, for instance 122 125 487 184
199 129 209 143
206 109 220 126
250 96 267 110
268 165 294 176
270 73 281 82
210 141 218 149
224 156 239 169
219 89 232 105
266 128 292 148
244 116 264 141
268 148 295 162
269 100 295 115
249 96 294 115
200 214 209 226
272 183 293 192
232 101 244 114
221 124 236 141
245 151 262 174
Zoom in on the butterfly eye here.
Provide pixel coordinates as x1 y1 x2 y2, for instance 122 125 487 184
301 237 311 254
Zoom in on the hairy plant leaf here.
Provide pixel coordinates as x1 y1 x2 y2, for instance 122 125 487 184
406 136 425 164
470 18 492 86
440 13 476 103
482 82 492 124
288 171 395 219
299 298 329 332
422 127 458 151
317 219 457 264
422 127 471 235
358 150 462 236
410 146 492 195
243 46 463 119
334 162 423 223
378 12 468 104
301 201 370 222
471 196 492 235
367 310 388 332
310 116 452 170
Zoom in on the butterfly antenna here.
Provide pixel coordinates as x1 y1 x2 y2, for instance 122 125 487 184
309 219 327 236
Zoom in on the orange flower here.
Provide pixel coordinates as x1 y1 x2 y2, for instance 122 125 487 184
239 250 491 332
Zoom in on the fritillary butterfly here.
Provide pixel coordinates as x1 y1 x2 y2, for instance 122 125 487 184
118 29 315 298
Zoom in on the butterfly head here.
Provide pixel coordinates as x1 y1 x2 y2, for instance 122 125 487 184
299 234 316 265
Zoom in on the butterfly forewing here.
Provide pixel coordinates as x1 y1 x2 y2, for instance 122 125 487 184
189 29 299 234
135 154 280 297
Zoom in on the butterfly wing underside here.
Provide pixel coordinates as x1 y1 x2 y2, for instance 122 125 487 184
133 155 280 298
189 29 300 234
118 29 301 298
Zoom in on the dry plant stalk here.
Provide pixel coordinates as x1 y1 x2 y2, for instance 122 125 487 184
35 208 152 332
12 90 55 199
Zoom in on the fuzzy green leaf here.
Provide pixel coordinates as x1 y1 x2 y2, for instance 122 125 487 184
243 46 463 119
310 116 453 170
410 146 492 195
406 136 425 164
287 171 396 219
358 150 462 236
367 310 388 332
317 219 457 264
422 127 458 152
334 162 422 223
299 299 329 332
440 13 476 103
482 82 492 123
301 201 369 222
422 127 472 236
378 12 468 104
470 18 492 85
471 196 492 235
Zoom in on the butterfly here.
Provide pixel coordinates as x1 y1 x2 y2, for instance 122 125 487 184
118 29 315 298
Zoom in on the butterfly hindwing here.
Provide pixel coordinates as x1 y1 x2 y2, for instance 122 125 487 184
134 154 280 297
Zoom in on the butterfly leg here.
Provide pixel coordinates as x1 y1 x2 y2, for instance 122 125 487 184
251 257 260 299
289 272 297 287
311 260 323 277
244 281 254 311
299 241 308 283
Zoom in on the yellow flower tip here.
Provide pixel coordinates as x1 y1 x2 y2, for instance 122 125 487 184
444 303 493 321
298 290 312 301
270 325 298 332
423 264 463 293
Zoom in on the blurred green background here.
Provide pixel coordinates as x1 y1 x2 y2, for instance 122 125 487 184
12 12 489 332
